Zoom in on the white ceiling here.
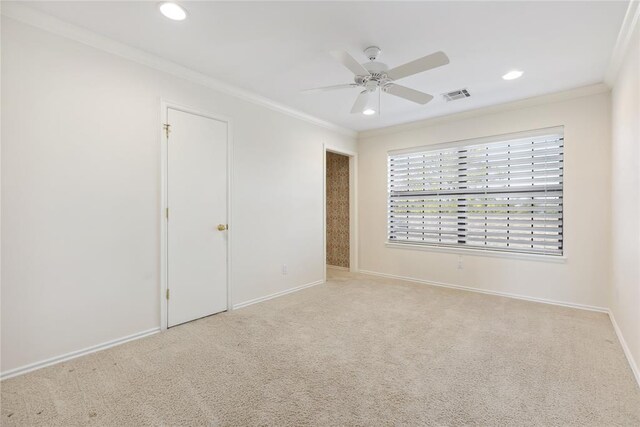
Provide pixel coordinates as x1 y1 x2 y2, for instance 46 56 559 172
18 1 628 131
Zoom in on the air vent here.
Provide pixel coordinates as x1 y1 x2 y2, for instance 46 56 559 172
443 88 470 102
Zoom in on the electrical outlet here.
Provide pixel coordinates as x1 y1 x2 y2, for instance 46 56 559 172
282 264 288 275
457 256 463 270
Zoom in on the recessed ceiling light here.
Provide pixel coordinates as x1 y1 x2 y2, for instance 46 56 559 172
502 70 524 80
159 2 187 21
363 109 376 116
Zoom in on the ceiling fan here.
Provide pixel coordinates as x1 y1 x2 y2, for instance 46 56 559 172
303 46 449 115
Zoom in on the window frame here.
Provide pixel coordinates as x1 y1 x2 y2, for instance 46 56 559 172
386 126 566 260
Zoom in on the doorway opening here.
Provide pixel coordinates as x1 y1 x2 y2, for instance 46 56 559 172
325 150 355 273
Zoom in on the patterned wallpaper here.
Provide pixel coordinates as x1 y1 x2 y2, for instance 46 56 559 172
326 152 350 268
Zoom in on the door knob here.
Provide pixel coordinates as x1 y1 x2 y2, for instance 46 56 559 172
217 224 228 231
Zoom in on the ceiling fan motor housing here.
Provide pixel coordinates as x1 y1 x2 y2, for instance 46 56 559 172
355 60 391 90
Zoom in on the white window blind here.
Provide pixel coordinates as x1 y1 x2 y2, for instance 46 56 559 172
388 130 564 256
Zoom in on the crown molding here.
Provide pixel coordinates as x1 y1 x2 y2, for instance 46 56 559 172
358 83 610 140
1 3 357 138
605 0 640 86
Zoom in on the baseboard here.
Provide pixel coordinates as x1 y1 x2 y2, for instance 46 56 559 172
233 279 324 310
1 327 161 381
608 310 640 388
358 270 609 313
326 265 349 271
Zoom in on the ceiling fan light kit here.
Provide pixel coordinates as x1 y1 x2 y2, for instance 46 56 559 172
303 46 449 116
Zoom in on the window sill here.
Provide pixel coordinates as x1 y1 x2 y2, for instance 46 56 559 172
385 242 567 263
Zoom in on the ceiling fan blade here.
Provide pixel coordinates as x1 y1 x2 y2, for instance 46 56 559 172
385 84 434 104
351 90 370 114
301 83 358 93
330 50 371 76
387 51 450 81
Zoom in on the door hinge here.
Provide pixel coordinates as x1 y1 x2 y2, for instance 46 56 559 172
163 123 171 139
166 207 169 220
166 289 170 300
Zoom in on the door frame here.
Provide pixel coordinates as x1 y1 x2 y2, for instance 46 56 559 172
323 145 358 282
160 100 233 330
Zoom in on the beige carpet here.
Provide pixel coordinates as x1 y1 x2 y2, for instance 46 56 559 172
2 270 639 426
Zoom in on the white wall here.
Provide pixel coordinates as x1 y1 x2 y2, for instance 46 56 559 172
0 18 356 374
358 88 612 309
610 16 639 382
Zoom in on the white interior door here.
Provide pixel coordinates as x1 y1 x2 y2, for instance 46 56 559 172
167 108 228 327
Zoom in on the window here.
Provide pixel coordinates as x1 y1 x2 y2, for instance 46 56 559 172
387 128 564 256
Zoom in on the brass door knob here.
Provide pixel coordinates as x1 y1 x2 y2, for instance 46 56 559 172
217 224 228 231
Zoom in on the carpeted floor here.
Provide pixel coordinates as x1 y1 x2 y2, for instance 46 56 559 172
2 270 639 426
